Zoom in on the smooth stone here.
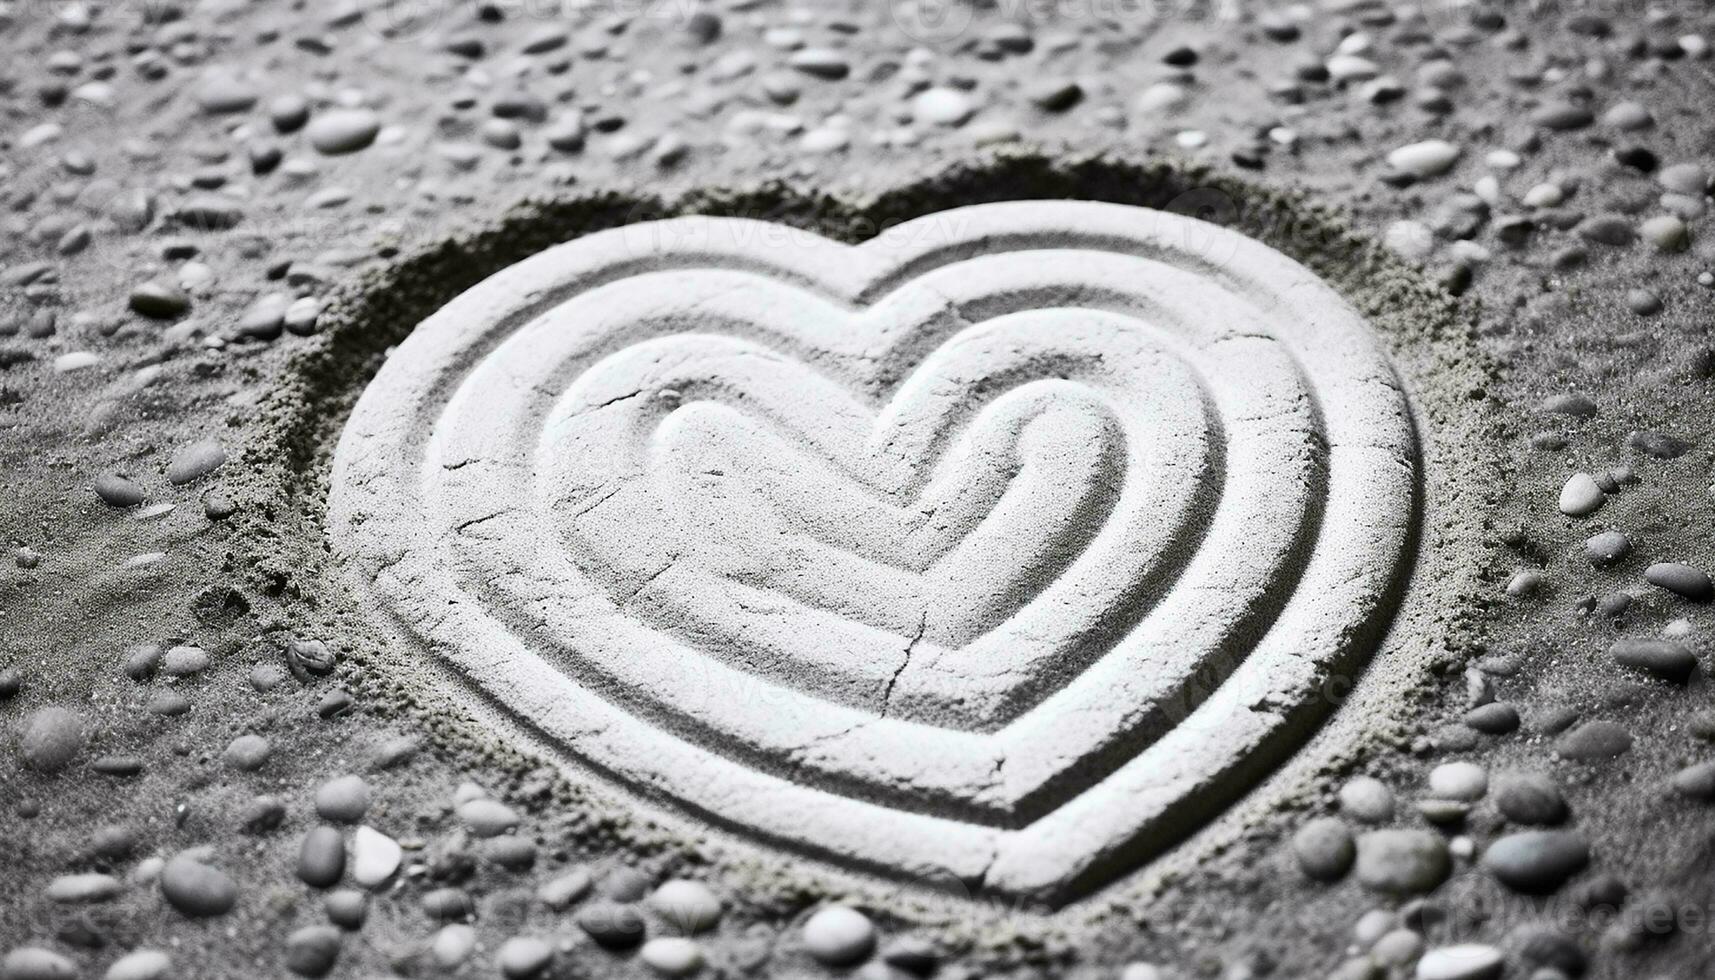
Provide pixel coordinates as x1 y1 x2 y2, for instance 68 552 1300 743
1339 777 1395 823
639 937 703 977
160 646 208 677
222 734 271 771
1292 817 1355 882
577 902 646 949
537 869 592 909
314 775 370 823
802 906 875 966
431 925 476 968
648 879 722 933
323 889 367 930
1428 761 1488 801
1355 830 1451 895
1494 772 1568 825
497 937 552 979
21 707 83 772
912 88 974 127
284 925 340 977
306 110 381 155
1584 531 1631 566
104 949 171 980
0 949 77 980
1671 760 1715 800
159 855 237 917
1415 944 1503 980
47 873 122 903
1464 703 1520 734
93 473 146 507
1644 562 1713 602
298 826 345 888
456 798 519 837
1555 721 1632 760
1387 139 1461 177
351 825 401 887
1558 473 1604 516
1610 638 1698 682
1481 830 1589 893
129 281 189 318
165 441 225 485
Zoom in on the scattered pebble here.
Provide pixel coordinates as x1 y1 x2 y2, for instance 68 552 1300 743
802 906 876 966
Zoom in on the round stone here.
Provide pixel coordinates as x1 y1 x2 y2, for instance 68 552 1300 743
639 937 704 977
1584 530 1631 566
221 734 272 771
165 441 225 485
1427 761 1488 801
314 775 370 823
306 109 381 155
326 201 1424 902
577 902 646 949
104 949 171 980
1558 473 1605 516
1386 139 1461 177
802 906 875 966
159 855 238 917
1610 639 1698 683
298 827 345 888
1339 776 1395 823
20 707 83 773
1493 772 1568 825
647 879 722 933
456 799 519 837
1481 830 1589 894
1293 817 1356 882
496 937 552 979
0 949 76 980
1415 944 1503 980
1354 830 1451 895
284 926 340 977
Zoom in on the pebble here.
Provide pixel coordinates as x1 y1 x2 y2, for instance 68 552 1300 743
577 901 646 949
1610 638 1698 683
912 88 974 127
1494 772 1568 825
457 798 519 837
1415 944 1504 980
1671 760 1715 800
94 473 145 507
1558 473 1605 517
537 868 592 909
221 734 271 771
1339 777 1395 823
129 281 190 319
0 949 76 980
802 905 875 966
159 854 238 917
20 707 83 773
307 109 381 155
1464 703 1519 734
104 949 171 980
1641 215 1689 251
1387 139 1461 178
1293 817 1356 881
1644 562 1713 602
1355 830 1451 895
1481 830 1589 893
351 825 401 887
649 879 722 933
1428 761 1488 801
314 775 370 822
284 925 340 977
497 937 552 979
788 49 850 80
165 440 225 485
639 937 704 976
324 889 366 929
298 826 345 887
47 873 122 903
1531 102 1593 130
161 645 208 677
431 925 476 968
1556 721 1633 760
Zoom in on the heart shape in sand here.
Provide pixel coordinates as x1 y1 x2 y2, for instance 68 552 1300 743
330 200 1418 902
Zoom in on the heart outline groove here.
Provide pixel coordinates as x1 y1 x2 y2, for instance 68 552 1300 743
329 200 1420 903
